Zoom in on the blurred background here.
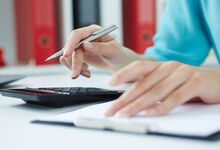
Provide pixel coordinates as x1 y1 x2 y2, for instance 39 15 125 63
0 0 167 68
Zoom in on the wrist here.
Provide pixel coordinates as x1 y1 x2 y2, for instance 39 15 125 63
107 47 155 72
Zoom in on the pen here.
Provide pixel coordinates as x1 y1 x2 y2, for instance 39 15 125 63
45 25 118 61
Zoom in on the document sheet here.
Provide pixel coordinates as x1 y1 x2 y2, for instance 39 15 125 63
36 101 220 137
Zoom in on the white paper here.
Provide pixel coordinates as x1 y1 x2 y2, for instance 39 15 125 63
38 101 220 137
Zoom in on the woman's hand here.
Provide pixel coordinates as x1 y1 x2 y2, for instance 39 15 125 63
60 24 144 79
105 61 220 117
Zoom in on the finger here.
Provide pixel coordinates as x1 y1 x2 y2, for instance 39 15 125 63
80 63 89 71
64 55 72 67
65 24 114 57
61 55 91 78
61 55 90 78
82 62 89 68
105 61 181 117
109 61 161 86
146 79 198 117
81 70 91 78
117 65 194 117
64 25 102 56
94 34 114 42
80 63 91 78
71 49 84 79
59 56 71 69
82 41 118 59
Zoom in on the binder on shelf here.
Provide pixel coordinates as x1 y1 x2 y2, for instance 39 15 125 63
14 0 58 65
122 0 156 54
0 47 6 67
99 0 123 44
55 0 73 50
73 0 100 29
0 0 16 65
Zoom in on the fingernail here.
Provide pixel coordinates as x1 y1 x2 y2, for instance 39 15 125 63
72 71 78 79
109 74 121 86
117 108 131 118
108 80 114 86
104 112 111 117
72 76 78 79
117 112 129 118
72 76 79 79
109 80 118 87
108 78 117 86
104 109 114 117
84 42 93 49
147 109 157 117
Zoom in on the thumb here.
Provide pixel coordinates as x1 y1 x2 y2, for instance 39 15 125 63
82 41 118 59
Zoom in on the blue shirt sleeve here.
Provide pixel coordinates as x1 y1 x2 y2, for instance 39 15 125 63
145 0 211 66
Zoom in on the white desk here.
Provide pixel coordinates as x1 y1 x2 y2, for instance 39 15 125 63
1 64 220 150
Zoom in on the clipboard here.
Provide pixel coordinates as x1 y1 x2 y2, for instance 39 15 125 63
32 101 220 140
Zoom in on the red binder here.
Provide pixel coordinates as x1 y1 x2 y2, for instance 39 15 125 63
0 47 6 67
14 0 57 65
122 0 156 54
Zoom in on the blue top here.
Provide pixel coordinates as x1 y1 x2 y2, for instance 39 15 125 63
145 0 220 66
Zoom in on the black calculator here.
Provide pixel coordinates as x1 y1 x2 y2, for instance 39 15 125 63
0 87 124 107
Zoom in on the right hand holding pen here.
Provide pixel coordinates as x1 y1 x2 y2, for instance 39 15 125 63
60 24 127 79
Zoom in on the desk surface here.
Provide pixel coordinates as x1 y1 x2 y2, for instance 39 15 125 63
1 66 220 150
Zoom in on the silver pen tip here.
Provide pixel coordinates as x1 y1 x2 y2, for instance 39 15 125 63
45 49 64 62
45 56 53 62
